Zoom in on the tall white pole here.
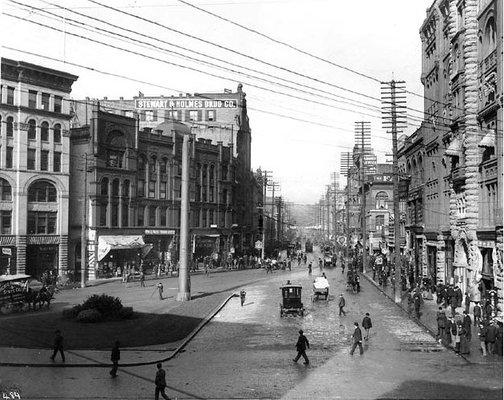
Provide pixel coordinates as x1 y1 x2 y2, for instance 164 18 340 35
177 133 191 301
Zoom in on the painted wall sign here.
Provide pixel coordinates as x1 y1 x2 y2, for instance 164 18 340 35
135 98 237 109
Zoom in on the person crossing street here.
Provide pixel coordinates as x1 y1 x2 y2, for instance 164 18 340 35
350 322 364 355
293 330 310 365
339 294 347 316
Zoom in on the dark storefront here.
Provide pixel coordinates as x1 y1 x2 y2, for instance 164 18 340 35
26 244 58 279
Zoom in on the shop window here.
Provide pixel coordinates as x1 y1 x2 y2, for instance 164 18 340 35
41 93 50 110
148 206 157 226
0 210 12 234
6 147 13 168
54 96 62 113
29 90 37 108
0 178 12 201
41 122 49 141
27 211 57 234
6 116 14 137
6 87 14 105
53 124 61 143
40 150 49 171
53 152 61 172
28 119 36 140
28 180 57 202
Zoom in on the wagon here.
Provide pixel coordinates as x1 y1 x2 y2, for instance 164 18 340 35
280 284 304 317
312 276 329 301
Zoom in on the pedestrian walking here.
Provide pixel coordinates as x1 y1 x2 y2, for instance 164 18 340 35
293 329 310 365
436 307 447 343
450 294 458 317
485 320 498 355
451 320 461 352
157 282 164 300
454 286 463 308
110 340 120 378
478 322 487 356
338 294 346 316
308 263 312 275
473 301 482 326
362 313 372 340
154 363 171 400
462 311 472 341
240 289 246 307
350 322 364 355
464 292 471 314
139 270 145 287
50 330 65 362
459 324 470 355
414 293 422 319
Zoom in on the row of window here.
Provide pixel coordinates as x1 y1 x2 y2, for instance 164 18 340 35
0 211 56 235
0 179 57 202
140 109 216 123
1 86 63 113
0 116 62 142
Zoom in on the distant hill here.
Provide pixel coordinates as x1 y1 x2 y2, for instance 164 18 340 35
290 203 318 227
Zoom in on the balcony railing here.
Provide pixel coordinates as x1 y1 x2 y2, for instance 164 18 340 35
480 158 497 182
480 49 497 77
451 165 466 185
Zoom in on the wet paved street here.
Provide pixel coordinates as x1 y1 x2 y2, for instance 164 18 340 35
0 252 502 399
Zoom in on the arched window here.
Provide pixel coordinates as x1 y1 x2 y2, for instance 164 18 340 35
6 116 13 137
160 157 168 175
375 191 389 209
28 119 36 140
41 121 49 141
53 124 61 143
122 180 130 198
0 178 12 201
138 155 146 172
112 179 120 197
149 156 157 175
485 17 496 54
100 178 109 196
28 180 57 202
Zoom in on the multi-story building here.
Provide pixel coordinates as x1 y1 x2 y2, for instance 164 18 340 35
69 102 247 280
403 0 502 313
95 84 259 254
0 58 77 279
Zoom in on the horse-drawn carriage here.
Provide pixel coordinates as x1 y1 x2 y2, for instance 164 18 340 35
0 274 54 314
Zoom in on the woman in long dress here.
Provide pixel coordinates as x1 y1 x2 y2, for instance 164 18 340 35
459 324 470 355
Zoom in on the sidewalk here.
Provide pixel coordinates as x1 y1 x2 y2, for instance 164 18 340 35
362 271 502 365
0 292 237 368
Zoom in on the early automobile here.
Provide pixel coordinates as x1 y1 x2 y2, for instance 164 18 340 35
280 283 305 317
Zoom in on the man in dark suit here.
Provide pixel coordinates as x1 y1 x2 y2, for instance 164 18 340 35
350 322 364 355
462 311 472 341
293 330 310 365
339 294 346 316
110 340 120 378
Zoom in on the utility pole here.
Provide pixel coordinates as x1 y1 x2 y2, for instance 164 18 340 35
177 132 191 301
355 121 371 273
341 152 352 271
382 80 407 304
331 172 339 250
261 170 271 260
80 153 88 288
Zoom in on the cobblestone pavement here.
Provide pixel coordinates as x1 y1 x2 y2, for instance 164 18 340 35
0 252 501 399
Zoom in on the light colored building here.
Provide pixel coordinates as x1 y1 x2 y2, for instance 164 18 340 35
0 58 77 279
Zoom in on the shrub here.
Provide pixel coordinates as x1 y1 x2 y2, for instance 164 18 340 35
118 306 134 319
77 309 102 323
62 305 83 319
81 294 123 317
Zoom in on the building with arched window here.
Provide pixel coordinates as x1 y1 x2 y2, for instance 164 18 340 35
0 58 77 278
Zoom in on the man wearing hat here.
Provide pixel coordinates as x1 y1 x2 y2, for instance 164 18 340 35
293 330 310 365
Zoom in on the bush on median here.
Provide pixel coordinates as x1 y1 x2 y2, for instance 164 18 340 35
62 294 134 323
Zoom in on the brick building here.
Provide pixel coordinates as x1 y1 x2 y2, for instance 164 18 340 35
0 58 77 279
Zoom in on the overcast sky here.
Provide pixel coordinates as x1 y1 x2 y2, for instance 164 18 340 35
1 0 433 204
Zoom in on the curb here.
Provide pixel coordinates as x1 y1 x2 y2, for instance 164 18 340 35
360 273 471 363
0 293 238 368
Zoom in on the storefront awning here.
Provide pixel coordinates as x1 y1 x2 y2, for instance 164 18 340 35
478 129 496 148
445 138 462 157
98 235 147 261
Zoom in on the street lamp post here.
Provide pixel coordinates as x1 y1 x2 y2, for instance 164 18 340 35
177 132 191 301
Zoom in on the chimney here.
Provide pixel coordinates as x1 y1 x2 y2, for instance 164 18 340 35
119 96 124 101
103 96 108 100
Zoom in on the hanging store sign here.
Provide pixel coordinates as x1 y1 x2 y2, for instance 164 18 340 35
135 98 237 109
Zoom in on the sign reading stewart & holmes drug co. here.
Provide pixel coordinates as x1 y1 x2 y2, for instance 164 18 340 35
135 98 237 109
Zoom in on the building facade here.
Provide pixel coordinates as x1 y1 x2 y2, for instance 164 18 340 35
69 103 247 280
403 0 503 314
0 58 77 279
